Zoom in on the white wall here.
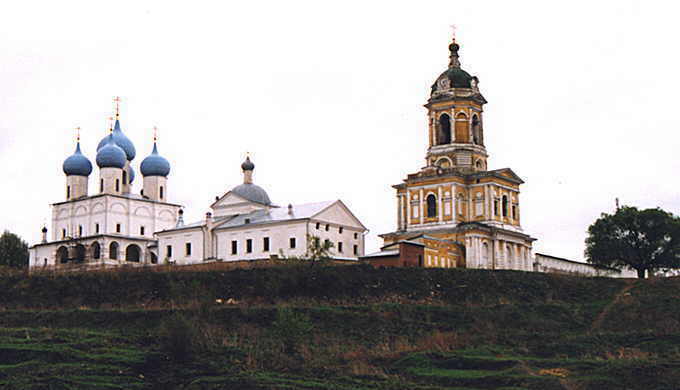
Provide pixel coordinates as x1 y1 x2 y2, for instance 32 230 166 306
157 227 204 265
215 220 309 260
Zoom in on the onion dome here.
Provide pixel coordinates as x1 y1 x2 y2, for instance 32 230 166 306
430 38 480 96
129 166 136 183
62 142 93 176
231 183 272 205
241 156 255 171
96 134 127 169
140 142 171 177
41 226 48 233
97 119 136 161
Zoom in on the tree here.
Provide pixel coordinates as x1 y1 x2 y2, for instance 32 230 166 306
585 206 680 278
0 230 29 268
306 234 334 262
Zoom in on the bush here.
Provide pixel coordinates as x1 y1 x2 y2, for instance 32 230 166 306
269 308 313 354
159 313 198 361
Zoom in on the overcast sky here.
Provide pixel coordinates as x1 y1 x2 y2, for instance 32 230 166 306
1 0 678 260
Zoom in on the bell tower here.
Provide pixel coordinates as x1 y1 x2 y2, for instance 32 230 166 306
425 36 488 173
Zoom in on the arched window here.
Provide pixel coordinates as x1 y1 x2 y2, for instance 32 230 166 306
472 115 482 145
74 244 86 263
109 242 119 260
160 186 164 200
100 179 104 193
150 252 158 264
67 186 71 199
502 195 508 217
126 244 141 262
482 243 489 263
454 112 469 143
506 244 513 268
122 170 127 185
437 114 451 145
426 194 437 218
57 246 69 264
92 242 101 260
115 179 120 192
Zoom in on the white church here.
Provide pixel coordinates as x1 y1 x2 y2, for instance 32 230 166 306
28 104 367 270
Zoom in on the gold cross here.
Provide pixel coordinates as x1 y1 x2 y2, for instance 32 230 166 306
113 96 121 118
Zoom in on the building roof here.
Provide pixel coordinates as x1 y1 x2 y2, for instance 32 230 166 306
216 200 336 230
361 249 400 258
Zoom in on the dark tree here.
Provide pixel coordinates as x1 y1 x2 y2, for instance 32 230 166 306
0 230 29 268
585 206 680 278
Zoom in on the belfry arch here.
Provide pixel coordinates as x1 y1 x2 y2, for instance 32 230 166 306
454 112 469 143
472 114 482 145
436 114 451 145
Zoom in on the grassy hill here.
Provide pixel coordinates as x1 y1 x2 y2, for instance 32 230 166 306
0 263 678 389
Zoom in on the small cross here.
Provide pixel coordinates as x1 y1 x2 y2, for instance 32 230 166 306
75 126 81 142
113 96 121 118
153 126 158 142
108 116 114 133
450 24 457 41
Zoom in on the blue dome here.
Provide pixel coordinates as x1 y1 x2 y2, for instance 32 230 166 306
129 166 136 183
97 119 136 161
96 134 127 169
241 156 255 171
62 142 93 176
232 183 272 205
140 143 171 177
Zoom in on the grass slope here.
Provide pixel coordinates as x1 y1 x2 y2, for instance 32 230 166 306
0 264 678 389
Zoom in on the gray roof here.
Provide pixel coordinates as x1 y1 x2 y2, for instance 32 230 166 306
217 200 335 230
231 183 272 205
361 249 400 258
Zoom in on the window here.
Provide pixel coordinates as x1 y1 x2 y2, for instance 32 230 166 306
454 112 469 143
186 243 192 256
494 199 499 216
122 170 127 185
354 233 358 239
166 245 172 258
231 240 237 255
246 239 252 253
512 205 517 220
100 179 103 193
116 224 121 233
78 225 83 237
324 239 330 248
62 229 66 239
263 237 270 252
325 224 329 231
92 242 101 259
437 114 451 145
502 195 508 217
110 242 119 260
353 245 358 255
338 242 343 253
140 226 145 236
244 218 250 224
339 227 343 234
67 186 71 199
289 237 296 249
115 179 120 192
160 186 164 200
315 222 320 230
95 223 100 234
426 194 437 218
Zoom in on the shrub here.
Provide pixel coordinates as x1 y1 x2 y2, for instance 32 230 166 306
269 307 313 354
159 313 198 361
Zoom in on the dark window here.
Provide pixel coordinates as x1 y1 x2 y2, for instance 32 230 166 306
110 242 119 260
494 199 499 216
324 239 330 248
244 218 250 224
246 239 252 253
354 233 358 239
502 195 508 217
338 242 343 253
339 227 343 234
122 170 127 185
62 229 66 239
166 245 172 258
186 243 192 256
437 113 451 145
57 246 69 263
67 186 70 199
426 194 437 218
418 255 423 267
263 237 270 252
126 245 141 262
95 223 100 234
325 224 329 231
231 240 237 255
140 226 145 235
315 223 320 229
92 242 101 259
512 205 517 220
160 186 164 200
290 237 296 249
116 224 121 233
115 179 120 192
100 179 103 192
353 245 358 255
78 225 83 237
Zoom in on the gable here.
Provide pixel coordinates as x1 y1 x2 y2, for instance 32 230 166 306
312 200 367 231
211 191 268 218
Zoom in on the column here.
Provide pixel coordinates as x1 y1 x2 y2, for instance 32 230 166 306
438 186 443 222
406 191 411 228
419 188 424 225
397 195 402 230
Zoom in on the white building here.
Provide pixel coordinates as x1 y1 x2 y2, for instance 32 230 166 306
29 106 367 270
29 113 181 269
156 157 367 264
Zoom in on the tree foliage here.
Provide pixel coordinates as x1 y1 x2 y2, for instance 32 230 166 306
585 206 680 278
305 234 334 262
0 231 29 268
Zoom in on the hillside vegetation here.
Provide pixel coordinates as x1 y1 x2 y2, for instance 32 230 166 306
0 263 678 389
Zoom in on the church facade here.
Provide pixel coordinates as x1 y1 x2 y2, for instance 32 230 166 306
363 37 536 271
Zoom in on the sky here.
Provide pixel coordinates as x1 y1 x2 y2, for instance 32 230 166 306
1 0 679 261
